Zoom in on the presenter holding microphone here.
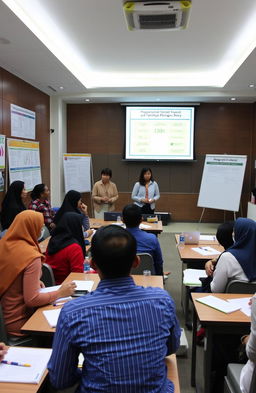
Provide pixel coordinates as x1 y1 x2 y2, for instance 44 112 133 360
132 168 160 214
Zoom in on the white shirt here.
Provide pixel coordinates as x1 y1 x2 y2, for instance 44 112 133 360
210 252 247 293
240 297 256 393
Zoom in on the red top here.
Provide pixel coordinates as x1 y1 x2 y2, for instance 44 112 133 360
45 243 84 284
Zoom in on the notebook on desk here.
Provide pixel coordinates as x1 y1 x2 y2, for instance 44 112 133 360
184 231 200 245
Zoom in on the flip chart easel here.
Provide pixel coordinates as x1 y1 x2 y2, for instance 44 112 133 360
197 154 247 222
63 153 94 214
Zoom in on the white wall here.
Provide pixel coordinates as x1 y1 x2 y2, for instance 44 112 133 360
50 96 67 206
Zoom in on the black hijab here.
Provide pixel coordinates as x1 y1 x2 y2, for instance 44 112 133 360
53 190 81 224
1 181 26 230
47 212 86 256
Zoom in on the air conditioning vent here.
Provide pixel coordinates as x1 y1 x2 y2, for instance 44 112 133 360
123 1 191 31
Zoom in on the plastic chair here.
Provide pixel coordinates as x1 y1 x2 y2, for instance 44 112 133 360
38 225 50 242
41 263 56 287
225 280 256 294
131 253 156 275
224 363 256 393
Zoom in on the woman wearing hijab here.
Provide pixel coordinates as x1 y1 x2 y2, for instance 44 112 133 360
204 221 234 277
0 180 27 231
53 190 92 237
45 212 86 284
0 210 76 337
210 217 256 293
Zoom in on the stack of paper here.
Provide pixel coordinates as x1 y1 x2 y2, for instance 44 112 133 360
183 269 207 286
73 280 94 292
227 297 251 317
43 308 61 328
200 235 216 241
0 347 52 384
39 285 72 302
192 246 221 256
196 295 242 313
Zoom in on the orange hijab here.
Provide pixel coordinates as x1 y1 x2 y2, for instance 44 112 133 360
0 210 44 296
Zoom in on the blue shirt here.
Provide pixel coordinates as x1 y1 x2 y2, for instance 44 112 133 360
126 227 164 275
48 277 180 393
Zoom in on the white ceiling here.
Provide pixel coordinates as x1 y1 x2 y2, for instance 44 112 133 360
0 0 256 103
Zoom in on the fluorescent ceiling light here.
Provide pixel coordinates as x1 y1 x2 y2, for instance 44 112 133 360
3 0 256 89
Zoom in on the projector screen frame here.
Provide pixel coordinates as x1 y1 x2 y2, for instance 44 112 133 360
123 104 197 162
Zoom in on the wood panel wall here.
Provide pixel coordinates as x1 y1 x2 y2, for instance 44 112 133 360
67 102 256 222
0 67 50 206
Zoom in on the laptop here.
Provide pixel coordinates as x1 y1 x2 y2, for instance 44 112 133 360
183 231 200 245
104 212 122 221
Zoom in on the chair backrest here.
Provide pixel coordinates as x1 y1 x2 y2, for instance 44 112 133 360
0 304 8 343
38 225 50 242
131 253 156 275
41 263 56 287
225 280 256 294
250 364 256 393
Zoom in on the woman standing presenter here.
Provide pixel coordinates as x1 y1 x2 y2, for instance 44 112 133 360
92 168 119 219
132 168 160 214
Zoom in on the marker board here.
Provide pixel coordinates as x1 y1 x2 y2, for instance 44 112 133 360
63 153 91 193
197 155 247 212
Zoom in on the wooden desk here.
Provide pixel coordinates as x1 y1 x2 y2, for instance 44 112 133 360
21 273 163 336
39 236 91 254
0 370 47 393
39 237 49 254
166 354 180 393
90 218 163 235
175 235 224 327
39 220 163 254
191 293 251 393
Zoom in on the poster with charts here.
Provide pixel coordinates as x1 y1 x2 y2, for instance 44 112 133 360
7 138 42 191
63 153 91 193
11 104 36 140
0 134 5 169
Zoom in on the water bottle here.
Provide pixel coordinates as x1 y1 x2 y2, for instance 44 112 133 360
116 215 122 225
179 233 185 248
84 257 90 272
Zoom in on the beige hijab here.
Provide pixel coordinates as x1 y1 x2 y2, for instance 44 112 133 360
0 210 44 296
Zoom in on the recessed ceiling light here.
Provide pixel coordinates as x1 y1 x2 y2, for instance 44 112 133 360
249 83 255 88
85 98 90 102
59 86 64 90
230 97 236 101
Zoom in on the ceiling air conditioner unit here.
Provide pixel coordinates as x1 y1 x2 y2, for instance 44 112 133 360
123 1 191 31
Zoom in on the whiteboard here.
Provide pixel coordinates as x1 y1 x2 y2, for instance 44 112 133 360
197 154 247 212
63 153 91 193
7 138 42 191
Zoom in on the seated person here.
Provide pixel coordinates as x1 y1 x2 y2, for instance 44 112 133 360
122 204 164 275
240 296 256 393
0 180 26 231
28 183 55 231
53 190 93 238
0 210 76 337
45 212 86 284
205 221 234 278
48 225 180 393
210 218 256 293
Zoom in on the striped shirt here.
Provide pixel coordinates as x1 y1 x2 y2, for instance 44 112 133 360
48 276 180 393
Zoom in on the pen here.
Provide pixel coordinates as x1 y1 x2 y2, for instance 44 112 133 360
1 360 31 367
53 301 66 307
